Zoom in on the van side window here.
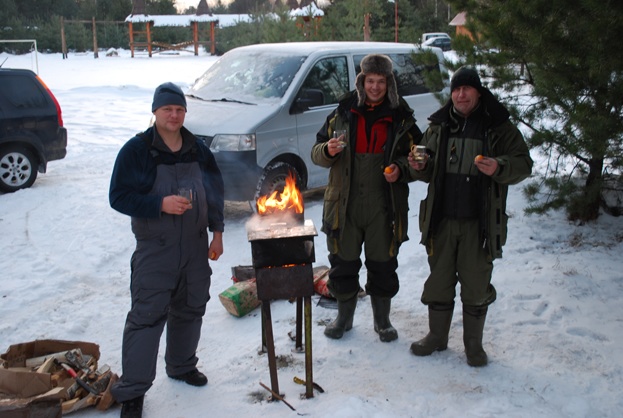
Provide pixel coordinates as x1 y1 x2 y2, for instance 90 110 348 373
300 56 349 107
354 53 441 96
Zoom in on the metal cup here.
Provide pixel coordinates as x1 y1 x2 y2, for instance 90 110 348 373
411 145 427 161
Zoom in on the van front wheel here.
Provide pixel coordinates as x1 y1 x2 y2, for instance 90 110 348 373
254 162 304 203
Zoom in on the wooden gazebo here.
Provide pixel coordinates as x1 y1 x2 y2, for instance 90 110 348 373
126 0 217 57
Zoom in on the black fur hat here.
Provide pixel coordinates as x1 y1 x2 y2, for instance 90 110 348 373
355 54 399 108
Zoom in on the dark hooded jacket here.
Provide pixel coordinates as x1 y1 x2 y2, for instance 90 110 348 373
311 90 422 256
410 91 532 260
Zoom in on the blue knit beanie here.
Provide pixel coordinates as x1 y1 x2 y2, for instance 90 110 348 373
151 82 187 112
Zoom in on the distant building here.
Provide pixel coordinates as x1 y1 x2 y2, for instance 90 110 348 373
449 11 475 40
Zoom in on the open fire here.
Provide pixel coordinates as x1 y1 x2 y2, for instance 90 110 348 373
246 170 317 399
256 172 303 216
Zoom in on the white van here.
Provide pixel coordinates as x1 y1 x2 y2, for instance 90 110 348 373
183 41 447 202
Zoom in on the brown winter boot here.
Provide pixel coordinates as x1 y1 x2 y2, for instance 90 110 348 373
463 305 488 367
324 295 357 339
410 303 454 356
370 296 398 342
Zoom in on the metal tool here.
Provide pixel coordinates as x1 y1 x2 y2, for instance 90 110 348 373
54 359 98 395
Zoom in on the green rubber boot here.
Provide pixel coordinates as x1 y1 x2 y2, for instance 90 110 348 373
324 295 358 339
410 304 454 356
463 305 488 367
370 296 398 342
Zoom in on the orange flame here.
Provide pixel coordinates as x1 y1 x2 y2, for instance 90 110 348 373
256 172 303 215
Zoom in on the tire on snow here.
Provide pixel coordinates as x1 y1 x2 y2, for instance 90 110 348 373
0 145 38 193
254 161 304 204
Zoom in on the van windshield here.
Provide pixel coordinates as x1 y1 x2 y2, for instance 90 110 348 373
188 49 307 104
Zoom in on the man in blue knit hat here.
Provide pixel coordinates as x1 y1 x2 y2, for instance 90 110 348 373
109 82 224 417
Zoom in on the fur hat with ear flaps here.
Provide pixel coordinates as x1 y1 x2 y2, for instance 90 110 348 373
355 54 399 109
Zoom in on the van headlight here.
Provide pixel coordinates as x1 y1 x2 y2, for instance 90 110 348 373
210 134 256 152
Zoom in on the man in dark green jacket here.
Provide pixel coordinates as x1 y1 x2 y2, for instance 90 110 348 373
408 67 533 366
311 54 422 342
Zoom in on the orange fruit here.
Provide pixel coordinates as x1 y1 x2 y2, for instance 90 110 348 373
384 166 394 174
475 155 485 162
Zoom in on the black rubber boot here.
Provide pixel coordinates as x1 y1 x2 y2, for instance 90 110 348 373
324 295 357 339
120 395 144 418
410 303 454 356
370 296 398 342
463 305 488 367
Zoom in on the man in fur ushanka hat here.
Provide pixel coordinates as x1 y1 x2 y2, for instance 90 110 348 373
311 54 423 343
355 54 400 109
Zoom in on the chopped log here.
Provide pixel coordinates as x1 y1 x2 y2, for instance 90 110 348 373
61 397 81 413
62 393 98 414
36 356 56 374
218 279 261 317
25 350 69 368
96 372 118 411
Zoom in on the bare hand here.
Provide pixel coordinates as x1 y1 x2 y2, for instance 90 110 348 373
326 135 346 157
474 156 498 176
383 164 400 183
162 195 191 215
209 232 223 261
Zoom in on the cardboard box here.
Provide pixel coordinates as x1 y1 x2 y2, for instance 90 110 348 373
0 340 101 417
0 393 63 418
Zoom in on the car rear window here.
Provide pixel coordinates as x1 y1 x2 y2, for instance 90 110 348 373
0 74 49 109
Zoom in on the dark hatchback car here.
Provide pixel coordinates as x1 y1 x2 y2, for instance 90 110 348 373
423 36 452 51
0 68 67 192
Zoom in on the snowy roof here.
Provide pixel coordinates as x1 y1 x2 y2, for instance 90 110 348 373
125 14 218 26
449 11 467 26
125 6 323 28
290 2 324 17
206 14 254 27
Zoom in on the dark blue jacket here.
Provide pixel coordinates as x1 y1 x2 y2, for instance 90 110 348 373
109 126 224 233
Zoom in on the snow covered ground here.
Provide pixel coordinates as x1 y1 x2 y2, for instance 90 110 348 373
1 48 622 418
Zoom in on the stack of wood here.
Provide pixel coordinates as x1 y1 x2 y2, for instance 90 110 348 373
22 348 117 414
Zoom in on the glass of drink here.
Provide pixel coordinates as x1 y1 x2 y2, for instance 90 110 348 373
334 130 347 148
178 188 194 209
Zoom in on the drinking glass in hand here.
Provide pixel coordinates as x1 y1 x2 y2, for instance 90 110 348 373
334 130 347 148
178 188 194 209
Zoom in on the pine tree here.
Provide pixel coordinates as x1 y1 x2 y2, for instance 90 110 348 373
318 0 387 41
448 0 623 221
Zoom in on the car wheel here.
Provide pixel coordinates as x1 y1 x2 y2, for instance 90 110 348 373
0 145 38 193
254 161 304 204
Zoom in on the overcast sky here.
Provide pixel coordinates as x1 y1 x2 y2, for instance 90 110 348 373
174 0 229 12
174 0 329 12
